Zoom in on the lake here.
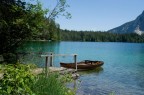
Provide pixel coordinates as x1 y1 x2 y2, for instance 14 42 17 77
19 41 144 95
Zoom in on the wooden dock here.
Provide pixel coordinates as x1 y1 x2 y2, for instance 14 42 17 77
32 67 79 79
41 53 78 71
40 53 79 79
31 67 67 75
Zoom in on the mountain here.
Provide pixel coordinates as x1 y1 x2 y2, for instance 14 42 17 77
108 11 144 35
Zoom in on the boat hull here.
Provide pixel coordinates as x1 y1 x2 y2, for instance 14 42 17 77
60 60 104 70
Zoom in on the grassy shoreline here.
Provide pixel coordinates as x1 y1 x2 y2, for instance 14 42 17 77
0 63 75 95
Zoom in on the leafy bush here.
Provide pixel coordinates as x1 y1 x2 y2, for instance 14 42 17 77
0 64 35 95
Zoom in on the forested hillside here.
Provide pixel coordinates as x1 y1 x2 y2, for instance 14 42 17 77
60 30 144 43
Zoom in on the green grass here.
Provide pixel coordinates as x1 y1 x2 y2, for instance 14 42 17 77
0 64 5 73
31 73 74 95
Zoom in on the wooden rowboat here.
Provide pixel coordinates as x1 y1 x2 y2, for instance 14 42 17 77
60 60 104 70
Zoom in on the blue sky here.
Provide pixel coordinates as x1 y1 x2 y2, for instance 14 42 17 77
27 0 144 31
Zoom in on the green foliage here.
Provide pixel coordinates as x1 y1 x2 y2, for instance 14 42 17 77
2 53 17 64
48 0 71 20
0 64 3 73
0 64 35 95
37 0 71 41
31 73 75 95
0 0 47 55
27 63 38 69
0 63 74 95
59 73 73 83
0 0 70 59
60 29 144 43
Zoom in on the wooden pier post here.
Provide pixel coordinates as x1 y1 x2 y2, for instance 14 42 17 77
50 53 53 67
45 56 49 75
74 54 77 71
41 53 78 72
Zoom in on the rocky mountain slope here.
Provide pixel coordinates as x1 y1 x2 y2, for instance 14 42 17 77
108 11 144 35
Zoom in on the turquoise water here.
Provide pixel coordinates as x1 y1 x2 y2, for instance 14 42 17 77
20 41 144 95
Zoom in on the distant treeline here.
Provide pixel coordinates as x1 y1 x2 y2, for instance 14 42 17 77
60 30 144 43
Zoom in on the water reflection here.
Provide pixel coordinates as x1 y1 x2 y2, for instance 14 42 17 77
18 41 60 67
78 67 104 75
20 41 60 53
67 67 104 95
